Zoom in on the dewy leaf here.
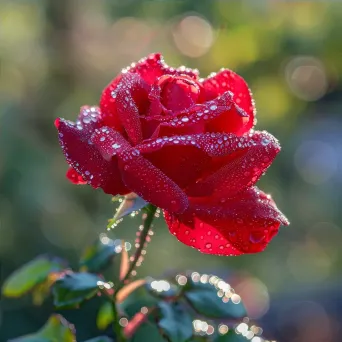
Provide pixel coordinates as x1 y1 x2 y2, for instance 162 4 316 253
52 272 104 308
184 280 246 319
96 302 113 330
80 237 121 272
82 337 113 342
109 193 148 227
2 255 65 298
158 302 193 342
8 314 75 342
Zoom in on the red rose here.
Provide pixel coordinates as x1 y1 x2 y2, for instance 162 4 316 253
55 53 288 256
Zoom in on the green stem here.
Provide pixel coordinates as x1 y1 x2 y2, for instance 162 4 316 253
112 299 124 342
121 204 157 285
111 204 157 342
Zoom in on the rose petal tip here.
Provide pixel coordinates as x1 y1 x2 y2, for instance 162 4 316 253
54 118 61 129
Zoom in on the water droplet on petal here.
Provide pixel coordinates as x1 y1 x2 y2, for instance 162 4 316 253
261 138 270 146
205 243 212 249
249 231 266 244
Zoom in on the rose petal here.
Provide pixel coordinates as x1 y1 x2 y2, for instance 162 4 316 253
66 167 87 185
202 69 256 134
164 187 289 256
136 131 278 192
101 73 149 144
100 74 125 131
145 91 249 136
126 53 199 84
90 126 131 160
117 150 189 214
148 75 204 114
186 131 281 197
55 116 129 196
136 133 237 189
141 143 211 189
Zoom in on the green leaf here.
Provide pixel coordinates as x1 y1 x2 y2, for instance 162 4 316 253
129 323 165 342
52 272 103 308
214 331 248 341
96 301 114 330
108 193 147 228
119 283 158 318
80 238 121 272
82 337 113 342
9 314 75 342
2 255 65 297
158 302 193 342
184 281 246 319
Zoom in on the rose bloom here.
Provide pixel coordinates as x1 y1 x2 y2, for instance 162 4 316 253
55 53 288 256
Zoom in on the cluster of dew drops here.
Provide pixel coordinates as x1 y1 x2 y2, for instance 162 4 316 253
180 273 271 341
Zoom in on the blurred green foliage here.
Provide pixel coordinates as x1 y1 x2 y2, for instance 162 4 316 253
1 0 342 341
1 235 250 342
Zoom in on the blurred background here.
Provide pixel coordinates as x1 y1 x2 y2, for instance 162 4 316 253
1 0 342 341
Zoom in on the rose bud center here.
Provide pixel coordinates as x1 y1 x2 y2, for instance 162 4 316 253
158 75 201 112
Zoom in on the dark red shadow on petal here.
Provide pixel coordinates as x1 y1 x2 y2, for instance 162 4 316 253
142 144 211 189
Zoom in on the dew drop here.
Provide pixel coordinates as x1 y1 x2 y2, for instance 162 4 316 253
205 243 212 249
261 138 270 146
249 231 265 244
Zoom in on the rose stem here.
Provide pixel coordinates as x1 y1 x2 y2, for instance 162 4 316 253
112 203 158 342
